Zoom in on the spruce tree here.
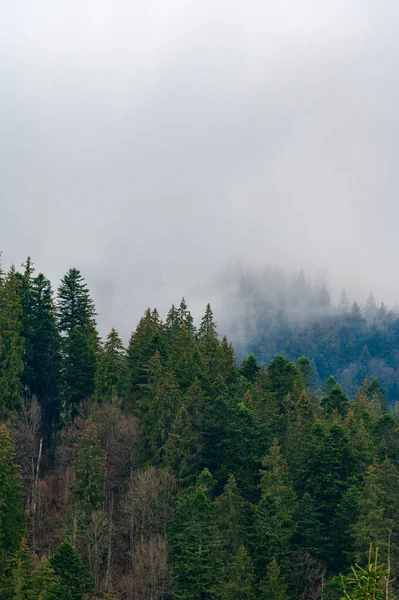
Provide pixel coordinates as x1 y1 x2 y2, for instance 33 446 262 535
0 424 25 570
127 308 166 396
215 475 250 563
140 351 181 464
254 439 296 572
222 546 256 600
259 560 288 600
94 328 128 403
50 541 91 600
24 273 60 436
321 382 349 415
169 469 222 600
0 267 24 410
70 418 105 513
353 459 399 570
239 354 260 383
57 268 98 418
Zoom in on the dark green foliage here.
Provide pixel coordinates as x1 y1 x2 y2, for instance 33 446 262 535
2 538 60 600
70 418 105 512
57 268 98 419
239 354 260 383
140 351 181 464
221 546 256 600
3 256 399 597
215 475 251 563
300 422 356 569
296 356 314 389
321 381 349 415
0 267 24 410
22 270 61 434
254 439 297 572
259 559 288 600
127 308 166 396
169 469 222 600
50 541 92 600
94 328 128 403
0 424 25 570
202 393 269 499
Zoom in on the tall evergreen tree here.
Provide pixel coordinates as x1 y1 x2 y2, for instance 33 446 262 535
50 541 92 600
259 560 288 600
215 475 250 563
254 439 297 572
221 546 256 600
57 268 98 418
169 469 222 600
0 267 24 410
94 328 128 403
127 308 166 397
140 351 181 464
23 272 60 435
0 424 25 570
70 418 105 513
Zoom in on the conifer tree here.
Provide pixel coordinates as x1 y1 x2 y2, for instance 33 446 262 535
94 328 128 403
353 459 399 570
215 475 250 562
296 356 314 390
169 469 222 600
239 354 260 383
163 403 201 485
300 422 355 568
0 267 24 409
127 308 166 395
259 560 288 600
57 268 98 418
321 381 349 415
0 424 25 570
2 537 35 600
254 439 297 572
24 273 60 435
50 541 92 600
222 546 256 600
70 418 105 513
140 351 181 464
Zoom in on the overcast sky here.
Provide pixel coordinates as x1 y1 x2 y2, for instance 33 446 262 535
1 1 399 337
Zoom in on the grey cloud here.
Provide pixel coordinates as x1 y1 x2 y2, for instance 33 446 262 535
1 0 398 339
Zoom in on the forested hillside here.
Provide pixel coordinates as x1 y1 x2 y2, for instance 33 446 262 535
1 256 399 599
223 265 399 404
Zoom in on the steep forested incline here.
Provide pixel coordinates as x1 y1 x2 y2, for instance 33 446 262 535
0 256 398 599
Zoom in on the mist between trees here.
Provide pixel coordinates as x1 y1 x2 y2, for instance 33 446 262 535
1 255 399 599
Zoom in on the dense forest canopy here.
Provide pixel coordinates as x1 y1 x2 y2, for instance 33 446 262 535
222 264 399 404
0 254 399 599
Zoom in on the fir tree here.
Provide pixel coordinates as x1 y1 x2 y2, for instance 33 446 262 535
0 424 25 570
57 268 98 418
0 267 24 409
70 418 105 513
140 351 181 464
254 439 297 572
169 469 222 600
127 308 166 396
239 354 260 383
222 546 256 600
321 382 349 415
94 328 128 403
25 273 60 436
259 559 288 600
215 475 250 562
50 541 92 600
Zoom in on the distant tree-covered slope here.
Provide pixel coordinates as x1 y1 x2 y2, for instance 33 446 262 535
223 265 399 402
